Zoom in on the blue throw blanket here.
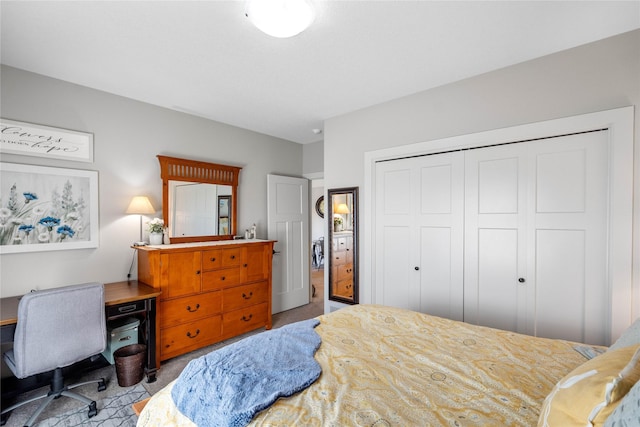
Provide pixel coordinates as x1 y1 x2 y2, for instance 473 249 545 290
171 318 322 427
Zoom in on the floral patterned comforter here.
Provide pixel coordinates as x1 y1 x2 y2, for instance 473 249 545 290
137 304 590 426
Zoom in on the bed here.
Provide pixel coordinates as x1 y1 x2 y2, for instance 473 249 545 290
137 304 640 427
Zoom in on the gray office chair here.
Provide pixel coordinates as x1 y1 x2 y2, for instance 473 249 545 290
1 282 107 427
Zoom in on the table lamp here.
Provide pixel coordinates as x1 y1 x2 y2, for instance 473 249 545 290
126 196 155 245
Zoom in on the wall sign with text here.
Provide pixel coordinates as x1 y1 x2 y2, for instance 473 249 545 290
0 118 94 163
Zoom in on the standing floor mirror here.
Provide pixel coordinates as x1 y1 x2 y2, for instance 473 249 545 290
328 187 358 304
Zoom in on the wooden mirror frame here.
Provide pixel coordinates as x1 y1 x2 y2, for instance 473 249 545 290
158 155 241 244
327 187 359 305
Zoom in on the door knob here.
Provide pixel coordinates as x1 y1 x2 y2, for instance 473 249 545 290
414 266 420 271
518 278 526 283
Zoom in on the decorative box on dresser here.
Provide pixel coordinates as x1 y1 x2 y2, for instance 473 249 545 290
136 239 275 367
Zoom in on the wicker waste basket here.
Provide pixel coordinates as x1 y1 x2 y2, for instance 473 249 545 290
113 344 146 387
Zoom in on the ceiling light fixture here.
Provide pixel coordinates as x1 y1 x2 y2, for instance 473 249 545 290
245 0 315 38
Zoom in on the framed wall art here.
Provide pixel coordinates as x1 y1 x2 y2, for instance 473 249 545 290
0 118 94 163
315 195 324 218
0 162 99 254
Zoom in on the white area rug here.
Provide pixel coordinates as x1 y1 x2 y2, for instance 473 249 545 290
36 383 149 427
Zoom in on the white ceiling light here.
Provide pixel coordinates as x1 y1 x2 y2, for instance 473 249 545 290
245 0 315 38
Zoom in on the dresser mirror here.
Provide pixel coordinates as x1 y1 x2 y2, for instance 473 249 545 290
158 155 241 244
327 187 358 304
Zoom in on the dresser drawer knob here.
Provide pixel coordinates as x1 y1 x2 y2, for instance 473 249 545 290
243 263 248 268
210 257 216 262
242 292 253 300
186 329 200 339
241 314 253 322
186 304 200 312
230 255 236 259
221 276 226 281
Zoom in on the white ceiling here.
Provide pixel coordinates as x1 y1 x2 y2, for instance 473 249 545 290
1 1 639 144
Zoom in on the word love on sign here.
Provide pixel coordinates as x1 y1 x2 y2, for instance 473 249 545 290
0 118 93 163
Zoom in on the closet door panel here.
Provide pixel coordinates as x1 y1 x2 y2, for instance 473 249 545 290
476 228 519 332
380 226 413 309
464 144 527 331
478 157 519 214
419 226 454 318
420 164 452 214
375 160 413 309
416 156 464 320
536 229 586 343
374 154 464 318
536 149 586 213
528 131 608 344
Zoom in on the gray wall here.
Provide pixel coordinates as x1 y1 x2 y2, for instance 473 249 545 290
302 140 324 175
323 29 640 312
0 65 303 297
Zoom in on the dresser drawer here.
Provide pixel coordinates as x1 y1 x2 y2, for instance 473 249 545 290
336 278 353 297
161 316 222 361
336 263 353 281
106 299 147 319
159 292 222 329
202 248 242 270
332 251 347 265
223 281 268 311
222 302 268 337
202 267 241 291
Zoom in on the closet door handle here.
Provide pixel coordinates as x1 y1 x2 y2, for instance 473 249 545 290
518 278 526 283
414 266 420 271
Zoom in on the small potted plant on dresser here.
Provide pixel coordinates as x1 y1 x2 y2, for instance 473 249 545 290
147 218 164 245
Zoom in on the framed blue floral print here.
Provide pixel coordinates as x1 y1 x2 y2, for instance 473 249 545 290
0 162 99 253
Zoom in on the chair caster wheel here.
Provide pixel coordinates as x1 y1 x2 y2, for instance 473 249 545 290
88 401 97 418
97 378 106 392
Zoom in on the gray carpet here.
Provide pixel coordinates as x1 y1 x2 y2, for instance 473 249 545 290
2 379 148 427
37 384 148 427
3 289 324 426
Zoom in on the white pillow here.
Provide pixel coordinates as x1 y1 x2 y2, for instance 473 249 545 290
609 318 640 351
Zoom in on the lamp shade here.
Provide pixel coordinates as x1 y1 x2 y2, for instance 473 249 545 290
335 203 350 214
125 196 155 215
245 0 315 38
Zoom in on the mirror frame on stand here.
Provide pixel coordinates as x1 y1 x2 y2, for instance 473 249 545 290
158 155 242 244
327 187 359 305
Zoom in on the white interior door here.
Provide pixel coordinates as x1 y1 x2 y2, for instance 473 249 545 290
267 174 310 313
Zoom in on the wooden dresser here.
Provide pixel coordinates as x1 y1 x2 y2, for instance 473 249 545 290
331 232 354 299
136 239 274 364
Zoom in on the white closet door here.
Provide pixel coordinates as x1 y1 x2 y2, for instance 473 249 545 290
527 131 608 344
375 153 464 319
463 144 527 333
464 131 609 344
